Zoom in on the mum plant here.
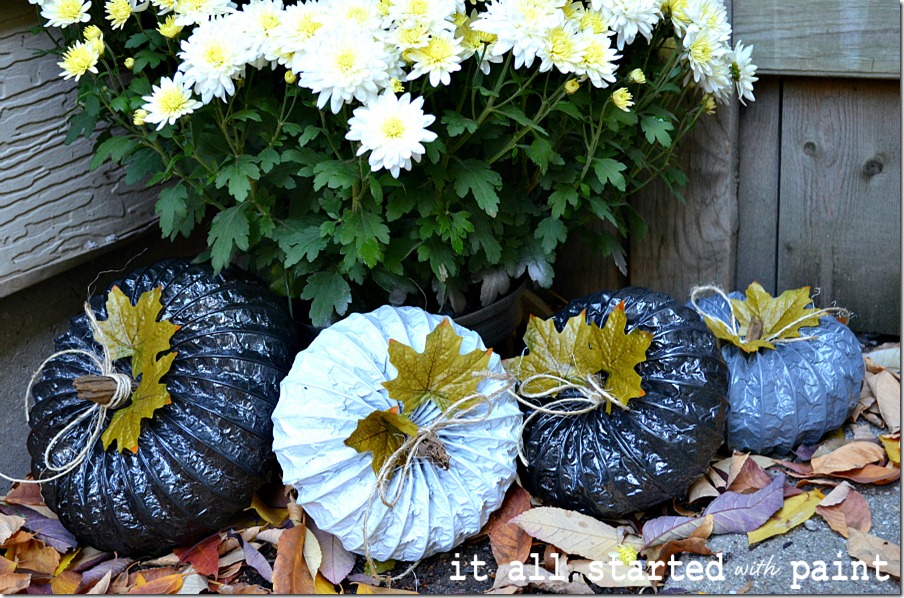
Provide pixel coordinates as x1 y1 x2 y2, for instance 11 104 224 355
37 0 756 325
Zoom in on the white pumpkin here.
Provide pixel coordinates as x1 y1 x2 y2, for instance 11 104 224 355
272 306 522 562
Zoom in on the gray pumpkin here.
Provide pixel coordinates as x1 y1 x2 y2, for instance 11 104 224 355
693 292 864 454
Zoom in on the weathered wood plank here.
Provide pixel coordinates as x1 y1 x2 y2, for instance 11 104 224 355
736 77 781 295
734 0 901 79
777 78 900 334
0 0 158 298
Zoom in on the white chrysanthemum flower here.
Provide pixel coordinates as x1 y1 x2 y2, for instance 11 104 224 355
178 15 253 103
105 0 148 30
728 40 757 105
576 6 609 35
472 0 566 69
173 0 236 26
41 0 91 27
663 0 692 35
296 26 397 113
150 0 176 13
141 73 203 130
346 92 438 178
58 39 100 80
391 21 432 50
272 1 325 70
537 21 588 74
457 12 502 74
682 0 730 42
321 0 383 31
694 54 732 101
592 0 660 50
575 30 619 88
236 0 284 65
681 23 728 87
405 32 464 87
385 0 456 31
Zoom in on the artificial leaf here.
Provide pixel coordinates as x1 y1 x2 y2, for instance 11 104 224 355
847 530 900 578
485 484 533 566
344 407 419 477
810 441 885 475
273 525 315 594
309 522 355 586
815 482 871 538
747 489 824 545
382 318 492 413
591 302 652 407
101 351 177 452
94 286 179 372
512 506 643 562
879 433 900 465
174 533 222 577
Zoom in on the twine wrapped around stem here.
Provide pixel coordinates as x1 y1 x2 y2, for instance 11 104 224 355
0 302 132 485
689 284 851 346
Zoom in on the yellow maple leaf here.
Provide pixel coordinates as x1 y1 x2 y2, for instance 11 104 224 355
596 303 653 408
748 490 825 545
344 407 419 478
382 319 492 413
94 285 180 375
101 351 176 453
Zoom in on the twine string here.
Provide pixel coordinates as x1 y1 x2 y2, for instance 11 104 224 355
689 284 851 346
0 302 132 485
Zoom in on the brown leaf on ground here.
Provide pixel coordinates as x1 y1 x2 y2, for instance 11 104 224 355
353 582 419 594
0 572 31 594
810 441 886 475
815 482 871 538
217 582 272 594
748 490 824 545
128 572 184 594
867 370 901 432
0 556 16 575
2 482 45 507
273 524 315 594
727 457 773 494
128 566 181 586
85 570 113 595
493 562 593 594
512 507 642 562
248 492 289 527
0 514 25 546
5 538 60 577
543 544 565 571
833 464 900 485
571 558 653 588
688 477 720 502
50 569 82 594
486 484 534 565
645 537 713 583
847 529 900 578
879 433 900 465
110 571 132 594
736 579 754 594
175 532 223 577
1 529 35 548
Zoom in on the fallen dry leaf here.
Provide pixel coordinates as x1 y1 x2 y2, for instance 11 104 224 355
644 536 713 583
0 513 25 546
832 464 900 485
0 572 31 594
570 558 653 588
273 524 315 594
0 555 15 575
303 526 322 578
248 493 289 527
314 573 338 594
512 507 642 562
5 538 60 577
309 521 355 586
493 562 593 594
180 570 211 594
85 570 113 595
50 569 82 594
128 566 181 586
879 433 900 465
256 529 284 545
811 441 885 475
175 532 223 577
353 582 418 594
847 529 900 578
736 579 754 594
486 484 533 566
727 457 773 494
217 582 271 594
815 482 871 538
688 476 720 502
2 482 44 507
748 490 824 545
128 572 184 594
867 370 901 432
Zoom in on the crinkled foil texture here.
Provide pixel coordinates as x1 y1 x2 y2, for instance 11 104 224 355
28 259 298 557
520 287 729 519
693 292 864 454
272 306 522 562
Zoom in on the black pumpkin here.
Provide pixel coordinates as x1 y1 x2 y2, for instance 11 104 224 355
27 259 298 557
519 287 729 519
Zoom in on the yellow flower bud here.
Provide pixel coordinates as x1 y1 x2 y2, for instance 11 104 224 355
89 37 105 56
611 87 634 112
157 15 183 38
564 78 580 95
83 25 102 40
703 94 717 115
124 57 135 70
133 109 148 126
284 70 298 84
628 68 646 84
389 78 404 93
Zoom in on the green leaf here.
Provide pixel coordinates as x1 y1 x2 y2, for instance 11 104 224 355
155 184 188 238
535 217 568 254
442 111 478 137
526 136 559 174
383 319 493 413
208 204 250 271
548 187 579 219
640 116 674 147
132 49 165 74
495 106 547 136
313 160 357 191
273 219 326 267
338 210 390 268
592 158 627 192
215 156 261 201
344 407 419 477
65 110 98 144
231 109 263 123
90 136 138 170
300 271 352 326
257 147 280 173
451 159 502 217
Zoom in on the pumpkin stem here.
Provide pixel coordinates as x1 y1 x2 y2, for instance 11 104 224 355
746 315 765 342
414 431 450 470
73 375 138 407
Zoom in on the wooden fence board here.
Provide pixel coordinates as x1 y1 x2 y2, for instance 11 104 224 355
736 78 782 295
777 78 900 334
734 0 901 79
0 0 158 298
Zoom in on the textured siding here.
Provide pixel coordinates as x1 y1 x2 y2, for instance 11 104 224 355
0 0 158 297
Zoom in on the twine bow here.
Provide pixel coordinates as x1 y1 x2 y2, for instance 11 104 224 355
0 302 132 485
360 374 515 583
689 284 851 346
